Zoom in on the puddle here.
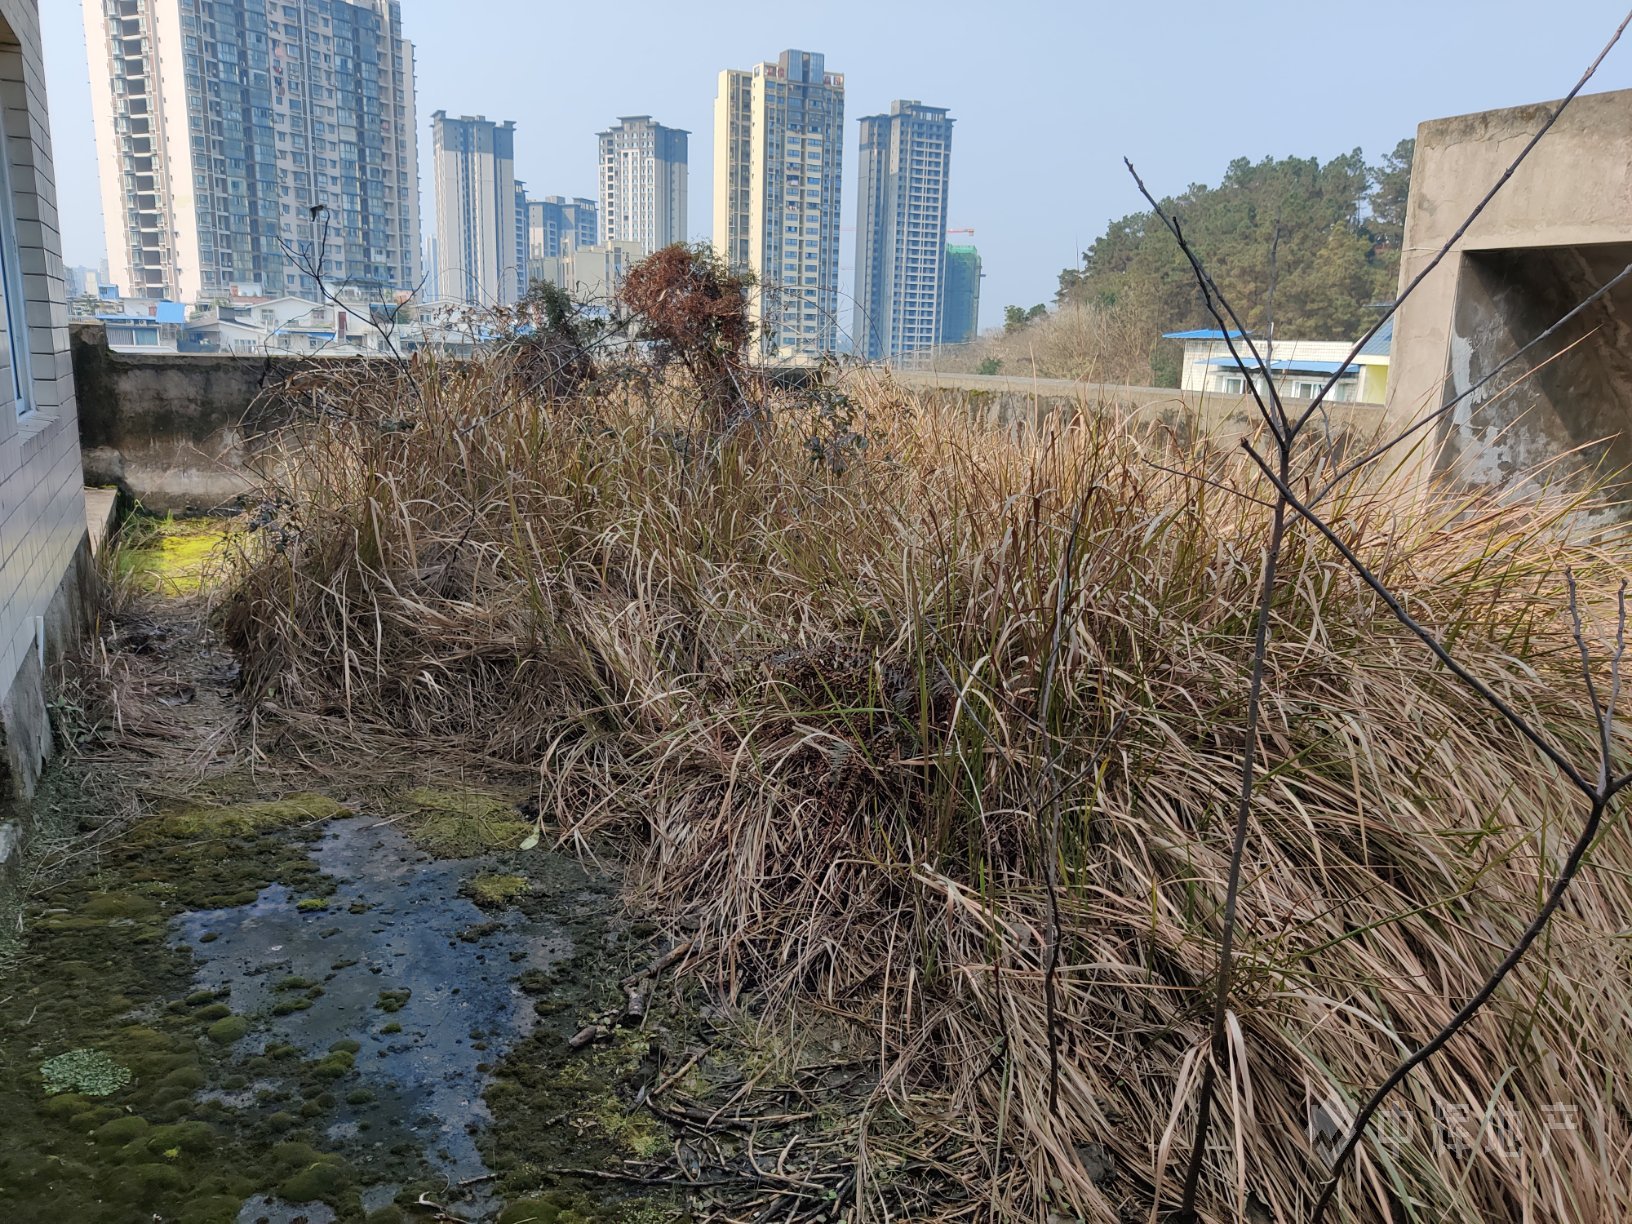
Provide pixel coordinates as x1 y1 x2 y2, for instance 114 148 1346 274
177 817 572 1213
0 794 672 1224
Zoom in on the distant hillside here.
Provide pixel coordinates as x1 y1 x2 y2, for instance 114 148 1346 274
950 142 1412 387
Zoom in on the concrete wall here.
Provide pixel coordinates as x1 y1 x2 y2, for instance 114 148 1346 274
1389 88 1632 505
73 321 279 512
73 321 398 513
881 369 1398 441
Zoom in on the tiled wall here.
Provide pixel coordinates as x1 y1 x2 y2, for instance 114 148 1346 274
0 0 88 732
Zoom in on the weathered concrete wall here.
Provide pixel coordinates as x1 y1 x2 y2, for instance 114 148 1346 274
72 320 300 512
1389 88 1632 505
877 369 1399 443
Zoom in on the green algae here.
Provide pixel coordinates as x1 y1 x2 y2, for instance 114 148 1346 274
398 787 533 857
117 517 235 596
39 1048 132 1097
144 793 348 841
465 872 531 908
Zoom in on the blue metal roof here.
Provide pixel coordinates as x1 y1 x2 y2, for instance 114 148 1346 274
1207 357 1359 375
1357 318 1394 358
1164 328 1251 340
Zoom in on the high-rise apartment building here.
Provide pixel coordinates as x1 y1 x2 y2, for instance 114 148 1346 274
712 49 844 360
84 0 421 303
940 245 982 345
514 180 530 296
431 112 520 306
597 117 687 256
527 196 598 261
853 101 954 361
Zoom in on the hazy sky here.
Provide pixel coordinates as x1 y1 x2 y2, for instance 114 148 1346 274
39 1 1632 331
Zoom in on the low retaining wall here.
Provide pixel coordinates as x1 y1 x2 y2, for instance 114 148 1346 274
71 321 393 513
875 369 1401 442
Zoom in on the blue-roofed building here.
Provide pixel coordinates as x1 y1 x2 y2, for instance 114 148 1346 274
1163 324 1392 404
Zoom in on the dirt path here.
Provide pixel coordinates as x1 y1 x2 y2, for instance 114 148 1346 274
0 523 676 1224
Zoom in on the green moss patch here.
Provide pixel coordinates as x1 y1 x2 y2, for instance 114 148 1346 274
205 1016 250 1045
398 788 532 857
464 873 530 909
145 793 348 841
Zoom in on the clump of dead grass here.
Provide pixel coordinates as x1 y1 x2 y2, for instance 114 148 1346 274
221 344 1632 1222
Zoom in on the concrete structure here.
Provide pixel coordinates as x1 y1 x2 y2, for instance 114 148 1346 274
597 117 687 257
1165 328 1390 405
940 244 981 346
73 319 376 510
527 196 598 262
431 112 520 306
713 49 845 361
853 101 953 361
0 0 117 911
83 0 422 304
1388 88 1632 505
873 368 1394 445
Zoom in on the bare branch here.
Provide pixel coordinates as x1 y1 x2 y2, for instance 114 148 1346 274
1245 441 1595 797
1124 159 1287 441
1309 794 1609 1221
1315 263 1632 502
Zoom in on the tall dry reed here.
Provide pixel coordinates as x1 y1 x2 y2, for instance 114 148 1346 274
225 352 1632 1222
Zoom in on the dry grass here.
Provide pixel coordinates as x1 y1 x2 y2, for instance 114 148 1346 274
926 299 1167 386
222 350 1632 1222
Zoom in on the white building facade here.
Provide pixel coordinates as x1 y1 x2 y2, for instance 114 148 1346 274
0 0 101 807
83 0 422 304
1165 329 1390 404
597 117 687 257
853 100 953 361
431 112 520 306
712 49 844 361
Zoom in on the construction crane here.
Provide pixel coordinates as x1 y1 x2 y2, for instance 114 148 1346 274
947 227 975 237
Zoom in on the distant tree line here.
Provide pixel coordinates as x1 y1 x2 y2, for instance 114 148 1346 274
991 141 1413 386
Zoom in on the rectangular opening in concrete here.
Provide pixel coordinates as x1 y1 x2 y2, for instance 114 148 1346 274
1440 242 1632 505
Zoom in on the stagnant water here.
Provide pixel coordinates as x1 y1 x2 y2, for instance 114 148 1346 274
178 817 575 1219
0 798 671 1224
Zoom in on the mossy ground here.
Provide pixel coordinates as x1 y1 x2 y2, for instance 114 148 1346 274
465 872 531 908
1 786 682 1223
397 787 535 858
2 517 684 1222
0 800 353 1222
